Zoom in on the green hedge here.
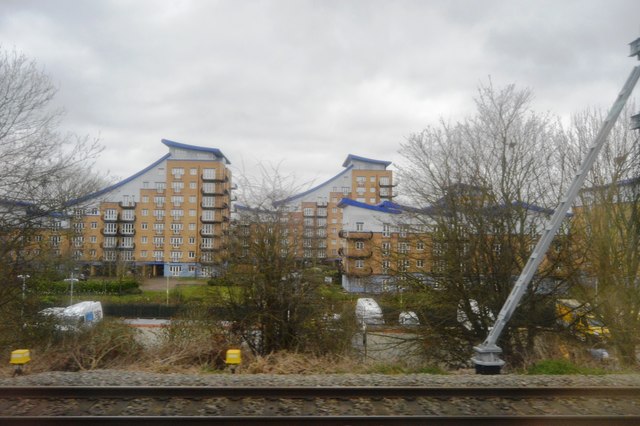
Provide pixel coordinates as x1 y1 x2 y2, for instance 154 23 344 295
37 279 140 296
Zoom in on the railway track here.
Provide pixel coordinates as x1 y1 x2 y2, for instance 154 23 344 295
0 385 639 424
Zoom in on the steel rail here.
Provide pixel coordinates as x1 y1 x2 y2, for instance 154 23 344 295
0 415 639 425
1 385 639 398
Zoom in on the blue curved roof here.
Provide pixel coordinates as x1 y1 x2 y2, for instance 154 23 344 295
338 198 403 214
275 165 354 205
161 139 230 164
66 153 171 206
342 154 391 168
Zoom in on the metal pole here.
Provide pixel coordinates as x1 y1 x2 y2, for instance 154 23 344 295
472 60 640 374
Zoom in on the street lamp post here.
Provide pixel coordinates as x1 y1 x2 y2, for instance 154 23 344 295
64 272 79 305
17 275 30 301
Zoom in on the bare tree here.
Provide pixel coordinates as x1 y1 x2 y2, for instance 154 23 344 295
214 164 355 356
571 106 640 366
397 81 573 367
0 48 103 348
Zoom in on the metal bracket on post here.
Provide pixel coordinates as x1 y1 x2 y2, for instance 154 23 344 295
472 39 640 374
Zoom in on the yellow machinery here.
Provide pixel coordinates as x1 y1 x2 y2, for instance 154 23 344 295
10 349 31 376
225 349 241 373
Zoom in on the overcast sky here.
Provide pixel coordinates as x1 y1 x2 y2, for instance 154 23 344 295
1 0 639 189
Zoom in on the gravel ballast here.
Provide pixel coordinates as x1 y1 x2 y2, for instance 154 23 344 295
1 369 640 387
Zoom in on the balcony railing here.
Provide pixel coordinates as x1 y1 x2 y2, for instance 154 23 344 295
343 266 373 277
338 248 373 259
119 201 136 209
338 230 373 240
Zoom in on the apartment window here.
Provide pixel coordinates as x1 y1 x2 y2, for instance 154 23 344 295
104 251 117 261
189 223 196 231
121 237 134 248
355 241 364 250
416 242 425 251
171 181 184 193
303 208 314 217
189 236 196 244
142 182 149 189
140 250 147 258
202 210 215 221
188 251 196 259
171 195 184 206
355 260 364 268
89 249 96 257
190 168 197 175
316 228 327 237
121 223 135 235
189 182 196 189
201 224 213 235
201 238 213 248
104 209 117 221
304 218 314 227
90 236 97 243
202 182 215 193
202 168 216 179
153 250 163 260
342 187 350 195
104 223 117 234
171 167 185 178
202 196 215 207
382 260 390 273
153 223 165 232
91 222 97 229
141 236 148 244
399 242 409 254
155 182 166 192
103 237 117 248
153 236 165 246
170 237 183 246
170 209 184 219
417 259 425 268
169 264 182 275
153 209 165 218
382 223 391 237
142 209 149 216
380 188 389 196
189 195 197 204
356 222 364 231
170 251 183 261
154 196 165 205
121 210 135 221
142 195 149 203
73 236 84 247
380 176 390 186
189 209 196 217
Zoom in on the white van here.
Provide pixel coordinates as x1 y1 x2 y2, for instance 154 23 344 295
41 301 103 331
355 298 384 325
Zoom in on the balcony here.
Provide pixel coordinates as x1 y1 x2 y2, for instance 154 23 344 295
103 214 118 222
117 243 136 250
343 266 373 277
201 186 226 196
119 214 136 222
339 230 373 240
378 180 397 188
200 229 215 237
119 229 136 236
101 228 118 236
101 242 117 249
119 201 136 209
202 172 228 182
200 214 219 223
338 248 373 259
